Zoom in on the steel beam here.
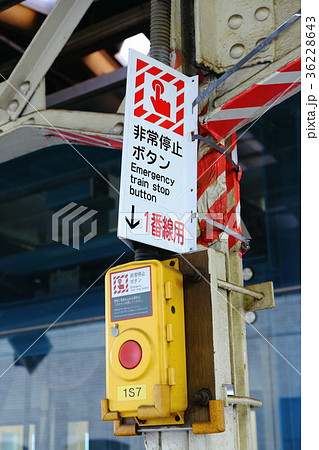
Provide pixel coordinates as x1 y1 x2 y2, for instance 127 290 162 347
0 233 128 275
0 0 94 124
0 0 22 13
0 3 150 79
0 109 124 163
0 156 120 203
46 67 127 108
61 3 150 57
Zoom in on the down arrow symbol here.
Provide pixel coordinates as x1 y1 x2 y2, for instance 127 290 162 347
125 205 140 229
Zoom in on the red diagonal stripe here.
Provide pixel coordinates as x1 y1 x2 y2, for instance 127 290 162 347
176 93 184 107
197 147 227 198
221 82 300 109
204 83 299 141
278 57 301 72
147 66 162 76
46 129 123 149
134 88 144 104
145 113 161 123
202 118 247 142
176 108 184 122
207 191 228 218
159 119 175 129
135 72 145 88
161 73 175 82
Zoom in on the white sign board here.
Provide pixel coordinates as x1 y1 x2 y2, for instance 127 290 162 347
118 50 198 253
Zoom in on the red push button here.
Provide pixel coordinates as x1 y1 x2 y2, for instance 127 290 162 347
119 340 142 369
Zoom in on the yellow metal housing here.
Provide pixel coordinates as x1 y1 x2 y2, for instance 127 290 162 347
103 258 187 428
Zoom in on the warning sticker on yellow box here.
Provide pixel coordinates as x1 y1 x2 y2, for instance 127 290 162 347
110 266 152 321
117 384 147 401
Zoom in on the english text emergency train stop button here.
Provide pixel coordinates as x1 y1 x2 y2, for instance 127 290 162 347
119 340 142 369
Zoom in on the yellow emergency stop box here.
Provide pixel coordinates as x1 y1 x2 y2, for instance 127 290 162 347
101 258 187 430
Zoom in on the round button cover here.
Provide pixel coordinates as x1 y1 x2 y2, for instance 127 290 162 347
119 340 142 369
110 330 151 380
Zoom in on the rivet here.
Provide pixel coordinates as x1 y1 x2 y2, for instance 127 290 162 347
255 7 270 21
20 81 31 95
245 311 257 324
230 43 245 59
112 122 124 135
111 323 119 337
228 14 243 30
243 267 254 281
8 100 19 112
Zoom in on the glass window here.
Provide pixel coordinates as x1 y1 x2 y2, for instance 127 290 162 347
246 291 301 450
0 425 24 450
0 144 137 450
67 421 89 450
239 93 301 289
240 94 301 449
0 320 144 450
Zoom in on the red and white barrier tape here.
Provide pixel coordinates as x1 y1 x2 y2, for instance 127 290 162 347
201 58 301 142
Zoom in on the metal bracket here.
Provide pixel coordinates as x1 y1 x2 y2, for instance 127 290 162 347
100 398 120 422
137 385 171 420
226 396 262 408
221 385 262 408
243 281 275 312
0 0 95 125
217 279 275 312
113 419 138 437
192 400 225 435
100 399 138 435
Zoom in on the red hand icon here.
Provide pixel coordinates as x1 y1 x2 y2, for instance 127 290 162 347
150 80 171 118
118 279 125 290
